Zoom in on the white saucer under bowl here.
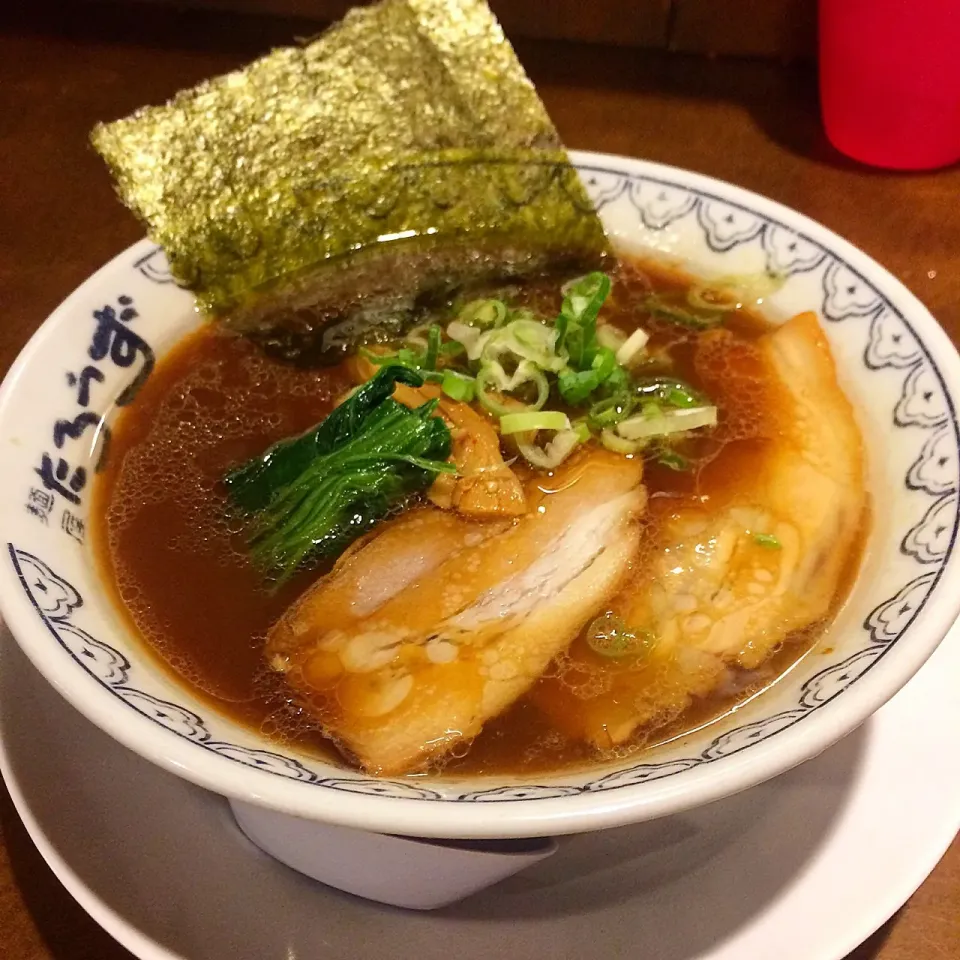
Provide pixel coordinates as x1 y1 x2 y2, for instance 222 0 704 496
1 619 956 960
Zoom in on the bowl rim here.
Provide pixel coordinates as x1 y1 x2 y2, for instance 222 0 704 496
1 149 958 838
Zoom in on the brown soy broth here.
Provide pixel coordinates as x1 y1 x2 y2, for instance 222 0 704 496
93 328 352 759
94 256 845 777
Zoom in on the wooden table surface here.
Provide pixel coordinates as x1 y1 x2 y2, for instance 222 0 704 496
1 4 958 957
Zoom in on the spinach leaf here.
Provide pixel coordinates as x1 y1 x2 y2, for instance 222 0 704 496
224 366 453 582
224 365 426 512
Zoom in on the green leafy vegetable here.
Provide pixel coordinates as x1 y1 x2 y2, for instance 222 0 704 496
225 366 454 582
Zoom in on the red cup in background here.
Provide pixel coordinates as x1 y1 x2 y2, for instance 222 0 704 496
819 0 960 170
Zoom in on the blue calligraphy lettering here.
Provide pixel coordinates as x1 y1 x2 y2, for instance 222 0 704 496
35 454 87 505
89 298 155 405
53 411 111 471
65 366 106 407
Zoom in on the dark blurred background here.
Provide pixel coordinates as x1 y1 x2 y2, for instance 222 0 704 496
27 0 818 56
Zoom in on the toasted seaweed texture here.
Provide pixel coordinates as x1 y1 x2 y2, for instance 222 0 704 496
92 0 609 356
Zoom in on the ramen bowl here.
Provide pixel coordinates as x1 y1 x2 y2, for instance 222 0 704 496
1 153 958 891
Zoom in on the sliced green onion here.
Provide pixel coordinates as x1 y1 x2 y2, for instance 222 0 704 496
440 340 465 358
447 320 491 361
518 429 582 470
441 371 476 403
571 417 592 443
753 533 782 549
600 428 644 455
634 377 704 410
483 319 564 371
686 284 741 313
557 347 619 405
645 294 721 330
423 325 442 371
508 307 538 324
560 273 590 296
593 346 617 379
687 272 786 313
557 272 612 365
666 386 700 409
615 327 649 366
362 346 425 373
403 321 432 349
475 360 549 416
616 405 718 441
603 363 631 395
558 368 600 405
656 448 691 471
499 410 571 436
562 273 611 326
459 299 508 329
596 323 627 352
585 613 653 659
589 393 636 428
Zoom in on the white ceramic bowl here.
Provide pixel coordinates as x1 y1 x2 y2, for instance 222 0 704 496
2 151 958 841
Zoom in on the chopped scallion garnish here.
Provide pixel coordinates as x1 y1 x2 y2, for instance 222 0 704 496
441 370 475 403
656 448 691 471
600 428 643 455
517 429 582 469
499 410 571 436
475 360 549 416
616 405 718 441
644 293 722 330
585 612 654 659
423 324 442 371
753 533 781 549
615 327 649 366
354 271 719 474
459 298 508 329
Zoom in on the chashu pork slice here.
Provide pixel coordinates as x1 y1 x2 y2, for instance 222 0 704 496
532 312 867 749
267 450 646 775
267 508 513 667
